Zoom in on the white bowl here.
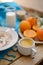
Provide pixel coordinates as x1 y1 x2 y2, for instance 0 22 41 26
0 27 18 51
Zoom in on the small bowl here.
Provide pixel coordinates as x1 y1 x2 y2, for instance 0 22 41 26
17 10 27 20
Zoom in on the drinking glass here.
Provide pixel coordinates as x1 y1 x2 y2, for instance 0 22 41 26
6 7 16 28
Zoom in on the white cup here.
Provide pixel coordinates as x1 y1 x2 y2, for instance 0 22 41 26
17 38 37 58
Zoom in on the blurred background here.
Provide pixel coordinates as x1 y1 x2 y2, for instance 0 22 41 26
1 0 13 2
1 0 43 13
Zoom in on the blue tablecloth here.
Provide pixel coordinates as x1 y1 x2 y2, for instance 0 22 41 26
0 2 22 60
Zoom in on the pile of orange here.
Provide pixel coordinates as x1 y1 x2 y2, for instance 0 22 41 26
20 17 43 41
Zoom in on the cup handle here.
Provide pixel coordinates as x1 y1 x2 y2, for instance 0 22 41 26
31 48 37 58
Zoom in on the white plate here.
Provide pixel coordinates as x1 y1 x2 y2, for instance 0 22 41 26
18 29 43 44
0 27 18 51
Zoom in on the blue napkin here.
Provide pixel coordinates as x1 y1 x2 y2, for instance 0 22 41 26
0 2 22 60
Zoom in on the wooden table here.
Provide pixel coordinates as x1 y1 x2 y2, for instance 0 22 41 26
0 7 43 65
0 45 43 65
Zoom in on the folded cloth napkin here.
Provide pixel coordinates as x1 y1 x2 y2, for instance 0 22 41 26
0 2 22 60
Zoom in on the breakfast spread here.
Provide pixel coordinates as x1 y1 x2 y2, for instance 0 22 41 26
0 8 43 51
19 16 43 41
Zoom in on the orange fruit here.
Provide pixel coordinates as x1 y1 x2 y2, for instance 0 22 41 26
37 29 43 41
32 25 40 32
28 17 37 26
20 20 31 33
23 30 37 38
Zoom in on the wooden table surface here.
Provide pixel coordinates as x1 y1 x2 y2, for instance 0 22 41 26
0 44 43 65
0 6 43 65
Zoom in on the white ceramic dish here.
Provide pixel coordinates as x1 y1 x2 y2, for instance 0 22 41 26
0 27 18 51
18 29 43 44
17 38 36 57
